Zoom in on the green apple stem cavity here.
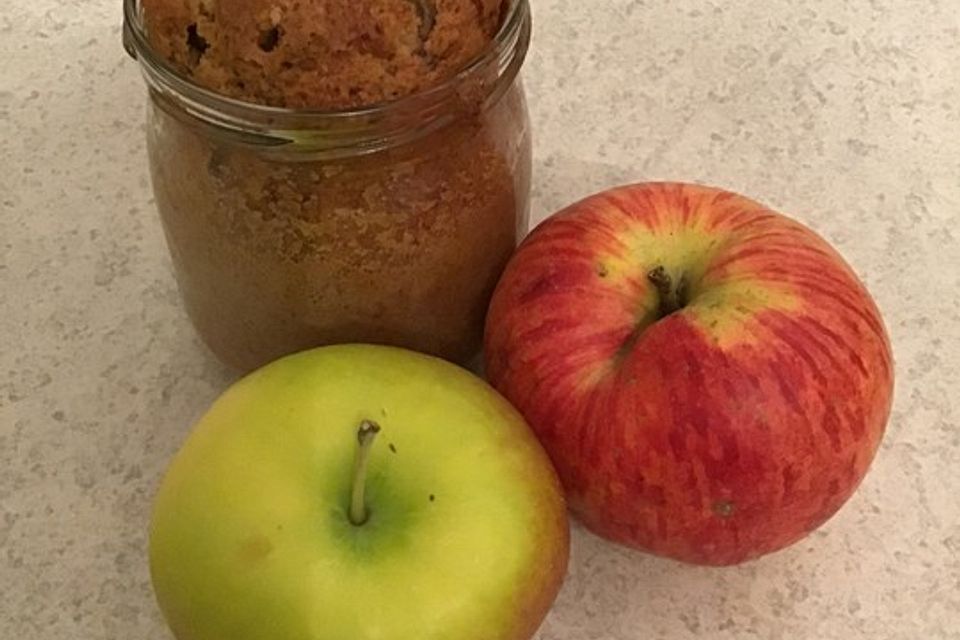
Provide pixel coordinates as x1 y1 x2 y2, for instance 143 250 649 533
349 420 381 526
647 266 689 318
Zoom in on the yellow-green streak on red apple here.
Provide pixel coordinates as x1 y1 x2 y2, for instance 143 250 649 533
485 182 893 565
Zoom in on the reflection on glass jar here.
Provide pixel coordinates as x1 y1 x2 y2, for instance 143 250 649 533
124 0 532 372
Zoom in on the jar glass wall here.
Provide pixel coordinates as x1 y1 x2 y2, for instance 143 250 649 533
124 0 532 372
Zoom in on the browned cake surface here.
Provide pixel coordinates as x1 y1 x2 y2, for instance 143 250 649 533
142 0 505 108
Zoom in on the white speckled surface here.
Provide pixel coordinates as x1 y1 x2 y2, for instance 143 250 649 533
2 0 959 638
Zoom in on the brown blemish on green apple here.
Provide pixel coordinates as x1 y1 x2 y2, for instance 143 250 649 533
713 500 736 518
429 494 436 502
389 443 397 454
238 535 273 562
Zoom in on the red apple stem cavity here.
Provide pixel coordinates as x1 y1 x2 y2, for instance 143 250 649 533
647 266 688 318
349 420 382 526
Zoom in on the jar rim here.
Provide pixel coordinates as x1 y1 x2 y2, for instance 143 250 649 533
123 0 530 131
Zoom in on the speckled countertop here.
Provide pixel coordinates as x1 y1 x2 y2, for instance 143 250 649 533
2 1 959 638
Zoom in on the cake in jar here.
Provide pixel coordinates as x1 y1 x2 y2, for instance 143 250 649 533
134 0 532 371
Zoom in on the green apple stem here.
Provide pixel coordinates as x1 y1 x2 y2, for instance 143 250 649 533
349 420 381 526
647 266 687 317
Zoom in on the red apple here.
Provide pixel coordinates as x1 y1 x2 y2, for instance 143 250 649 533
484 182 893 565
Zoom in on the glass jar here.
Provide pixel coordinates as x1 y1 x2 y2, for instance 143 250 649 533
123 0 532 372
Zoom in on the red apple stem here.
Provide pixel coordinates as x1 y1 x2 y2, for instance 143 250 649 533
349 420 381 526
647 266 687 317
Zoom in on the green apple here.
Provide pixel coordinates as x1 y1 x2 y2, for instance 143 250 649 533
149 345 569 640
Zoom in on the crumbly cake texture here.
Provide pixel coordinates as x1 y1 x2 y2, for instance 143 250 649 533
141 0 506 109
147 84 530 370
